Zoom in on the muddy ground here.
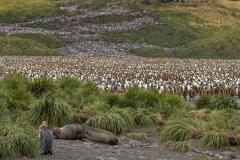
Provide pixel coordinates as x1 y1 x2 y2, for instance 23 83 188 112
13 127 240 160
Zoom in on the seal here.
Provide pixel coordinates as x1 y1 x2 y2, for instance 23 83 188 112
52 124 118 145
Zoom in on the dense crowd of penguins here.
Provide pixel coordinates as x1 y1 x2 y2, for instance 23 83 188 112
0 7 240 99
0 56 240 99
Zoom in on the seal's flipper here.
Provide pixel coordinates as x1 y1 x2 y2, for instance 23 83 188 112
77 133 88 140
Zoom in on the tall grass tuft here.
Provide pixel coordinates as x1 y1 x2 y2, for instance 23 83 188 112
0 73 32 112
84 101 111 113
0 73 30 90
134 109 158 126
27 93 74 127
157 118 201 143
28 77 56 98
127 132 148 141
206 114 237 131
163 93 187 108
107 107 135 129
195 94 212 110
0 88 32 112
56 75 81 90
153 102 177 119
85 114 132 134
124 87 159 109
196 94 239 110
85 107 134 134
0 117 40 159
102 92 122 107
75 81 102 109
169 141 192 153
55 76 82 107
201 131 229 148
208 94 239 110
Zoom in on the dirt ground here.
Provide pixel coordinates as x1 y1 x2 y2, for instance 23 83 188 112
13 127 240 160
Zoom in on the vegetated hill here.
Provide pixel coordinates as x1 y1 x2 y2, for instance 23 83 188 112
0 36 62 56
0 0 240 58
9 33 66 49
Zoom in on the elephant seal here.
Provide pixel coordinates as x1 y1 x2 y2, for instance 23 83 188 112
52 124 118 145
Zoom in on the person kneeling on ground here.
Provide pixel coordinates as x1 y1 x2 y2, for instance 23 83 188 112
39 121 55 155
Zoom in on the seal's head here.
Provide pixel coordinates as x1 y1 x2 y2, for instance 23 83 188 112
52 127 61 138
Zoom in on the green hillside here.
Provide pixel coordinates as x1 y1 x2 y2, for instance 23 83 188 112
0 36 62 56
9 33 66 49
0 0 240 58
0 0 60 23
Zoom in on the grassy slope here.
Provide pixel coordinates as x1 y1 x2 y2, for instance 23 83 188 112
1 0 240 58
9 33 66 49
100 0 240 59
0 0 62 23
0 0 66 56
0 36 62 56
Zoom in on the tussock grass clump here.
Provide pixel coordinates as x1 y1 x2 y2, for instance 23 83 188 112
102 92 123 107
0 73 30 90
201 131 229 148
152 93 192 119
151 102 175 119
56 76 81 90
124 87 159 109
0 73 32 112
163 93 191 110
195 94 212 110
207 109 239 130
29 77 56 98
76 81 102 109
127 132 148 141
157 118 204 143
84 101 111 113
27 93 74 127
158 122 194 143
153 102 191 119
85 114 133 134
108 107 135 128
190 109 209 119
208 94 239 110
134 109 158 126
0 88 32 112
195 94 239 110
86 107 134 134
169 141 192 153
0 117 40 159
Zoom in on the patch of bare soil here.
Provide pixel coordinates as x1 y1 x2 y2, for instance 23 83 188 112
13 127 240 160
